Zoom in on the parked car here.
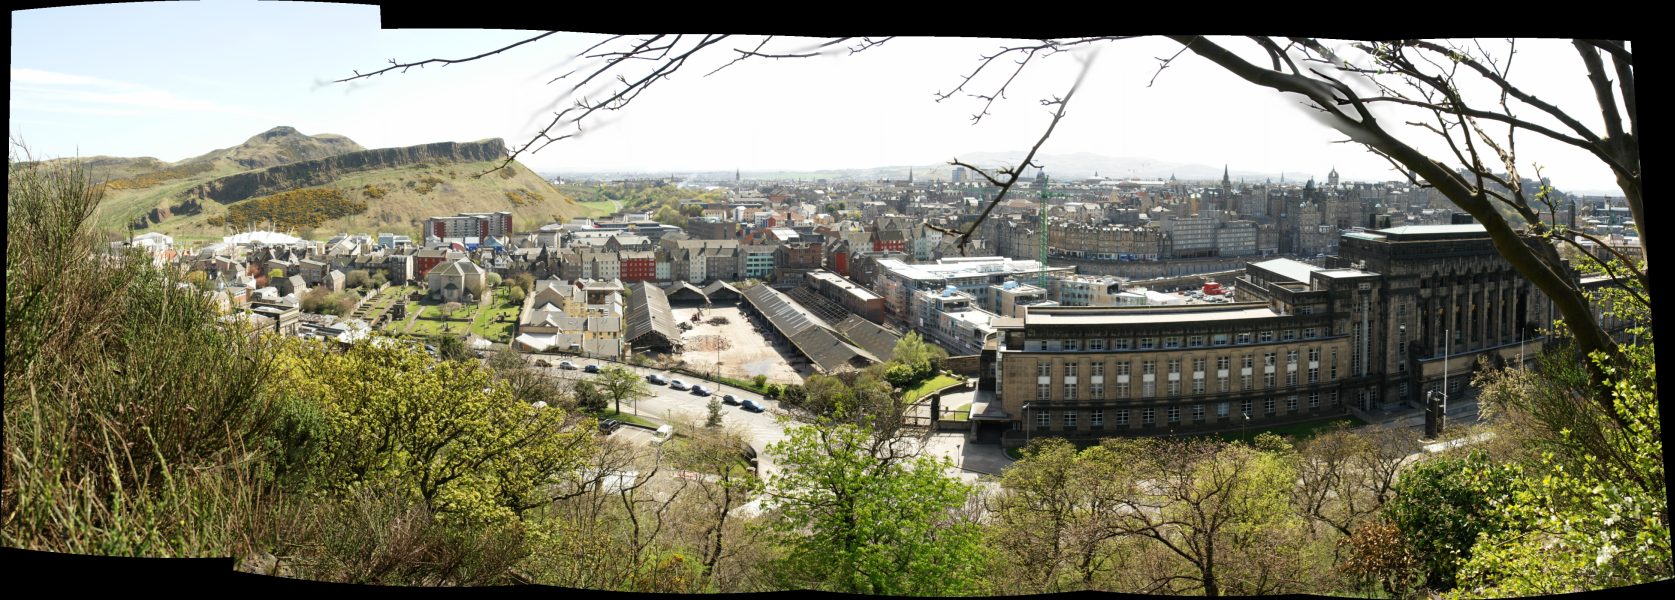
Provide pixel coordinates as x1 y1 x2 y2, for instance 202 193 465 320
597 419 622 434
534 359 551 368
740 399 766 413
691 385 711 397
669 379 689 391
558 360 578 370
646 373 667 385
721 394 740 406
583 364 600 374
652 424 675 445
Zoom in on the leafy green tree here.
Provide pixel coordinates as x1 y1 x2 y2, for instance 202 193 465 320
346 269 370 289
988 438 1138 593
505 285 526 304
268 338 594 522
572 379 607 413
890 331 947 382
268 267 287 282
435 335 469 361
486 272 502 287
705 397 723 428
764 421 989 595
596 365 650 416
1382 450 1524 591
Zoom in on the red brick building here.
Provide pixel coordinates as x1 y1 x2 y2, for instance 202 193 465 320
619 250 657 282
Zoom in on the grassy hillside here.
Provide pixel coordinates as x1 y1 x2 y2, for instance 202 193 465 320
121 160 586 242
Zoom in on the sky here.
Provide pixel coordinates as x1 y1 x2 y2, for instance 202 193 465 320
9 2 1629 193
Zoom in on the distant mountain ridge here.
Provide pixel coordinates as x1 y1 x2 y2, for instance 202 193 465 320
80 127 582 240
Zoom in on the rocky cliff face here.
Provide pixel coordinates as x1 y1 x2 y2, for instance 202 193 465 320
184 139 508 205
182 126 365 172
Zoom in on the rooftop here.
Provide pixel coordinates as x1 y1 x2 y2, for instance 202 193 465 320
1023 303 1282 326
1251 258 1319 284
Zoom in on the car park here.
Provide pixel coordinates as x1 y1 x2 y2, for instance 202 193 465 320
721 394 740 406
583 364 600 374
646 373 667 385
597 418 622 434
740 399 766 413
558 361 578 370
669 379 689 391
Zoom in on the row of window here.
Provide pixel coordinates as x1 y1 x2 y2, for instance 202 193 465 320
1043 329 1325 352
1030 392 1334 427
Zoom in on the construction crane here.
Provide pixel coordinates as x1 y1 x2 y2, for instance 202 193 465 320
1038 170 1050 289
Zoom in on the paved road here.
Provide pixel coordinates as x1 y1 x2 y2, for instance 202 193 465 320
527 355 796 477
523 353 1016 484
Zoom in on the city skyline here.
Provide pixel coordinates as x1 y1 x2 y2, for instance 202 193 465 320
11 4 1627 194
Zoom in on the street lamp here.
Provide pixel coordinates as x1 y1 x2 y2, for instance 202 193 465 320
1022 403 1033 445
1241 412 1250 443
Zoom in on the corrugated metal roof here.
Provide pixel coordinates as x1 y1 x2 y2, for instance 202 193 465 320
624 282 679 347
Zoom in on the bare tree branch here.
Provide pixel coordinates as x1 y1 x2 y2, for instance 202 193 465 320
337 31 561 82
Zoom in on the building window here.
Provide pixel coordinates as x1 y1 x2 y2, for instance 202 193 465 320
1219 376 1229 392
1116 361 1130 376
1309 392 1320 408
1142 381 1156 398
1299 305 1314 316
1091 383 1104 399
1064 410 1077 428
1282 330 1297 341
1189 336 1205 347
1265 373 1276 389
1243 356 1254 370
1193 404 1205 421
1143 408 1156 425
1288 350 1299 365
1091 410 1104 427
1038 384 1051 400
1168 380 1180 396
1168 359 1181 374
1287 370 1298 387
1218 402 1230 417
1265 352 1277 367
1260 331 1274 342
1213 334 1229 346
1064 384 1078 401
1242 374 1253 390
1143 360 1156 375
1288 395 1298 412
1329 390 1340 406
1037 410 1051 428
1066 363 1078 378
1265 398 1276 414
1309 367 1319 383
1089 339 1105 351
1065 339 1080 351
1194 358 1206 373
1242 399 1253 416
1114 338 1131 350
1116 382 1129 398
1168 407 1181 423
1116 410 1129 426
1037 362 1050 377
1305 327 1318 339
1309 348 1320 362
1092 362 1104 377
1237 332 1252 344
1139 337 1155 349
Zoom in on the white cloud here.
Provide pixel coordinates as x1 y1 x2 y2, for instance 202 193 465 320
10 67 273 120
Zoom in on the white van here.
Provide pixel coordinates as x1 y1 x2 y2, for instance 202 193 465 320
652 424 675 444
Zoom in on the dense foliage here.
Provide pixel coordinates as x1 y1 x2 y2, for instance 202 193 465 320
207 187 367 230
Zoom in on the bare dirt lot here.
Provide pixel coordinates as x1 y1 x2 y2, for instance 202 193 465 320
671 305 808 385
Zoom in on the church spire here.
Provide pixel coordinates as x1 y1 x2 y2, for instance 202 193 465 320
1221 165 1231 190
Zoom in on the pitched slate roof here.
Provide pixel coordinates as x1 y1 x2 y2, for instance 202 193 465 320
832 314 901 361
741 285 877 373
623 282 679 345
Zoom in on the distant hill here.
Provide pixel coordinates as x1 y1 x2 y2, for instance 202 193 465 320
547 152 1338 185
87 127 585 242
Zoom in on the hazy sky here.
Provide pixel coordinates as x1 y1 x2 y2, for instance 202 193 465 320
9 2 1628 192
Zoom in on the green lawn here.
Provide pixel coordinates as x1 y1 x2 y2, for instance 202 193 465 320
470 289 522 342
599 409 659 429
407 302 479 336
903 373 962 404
